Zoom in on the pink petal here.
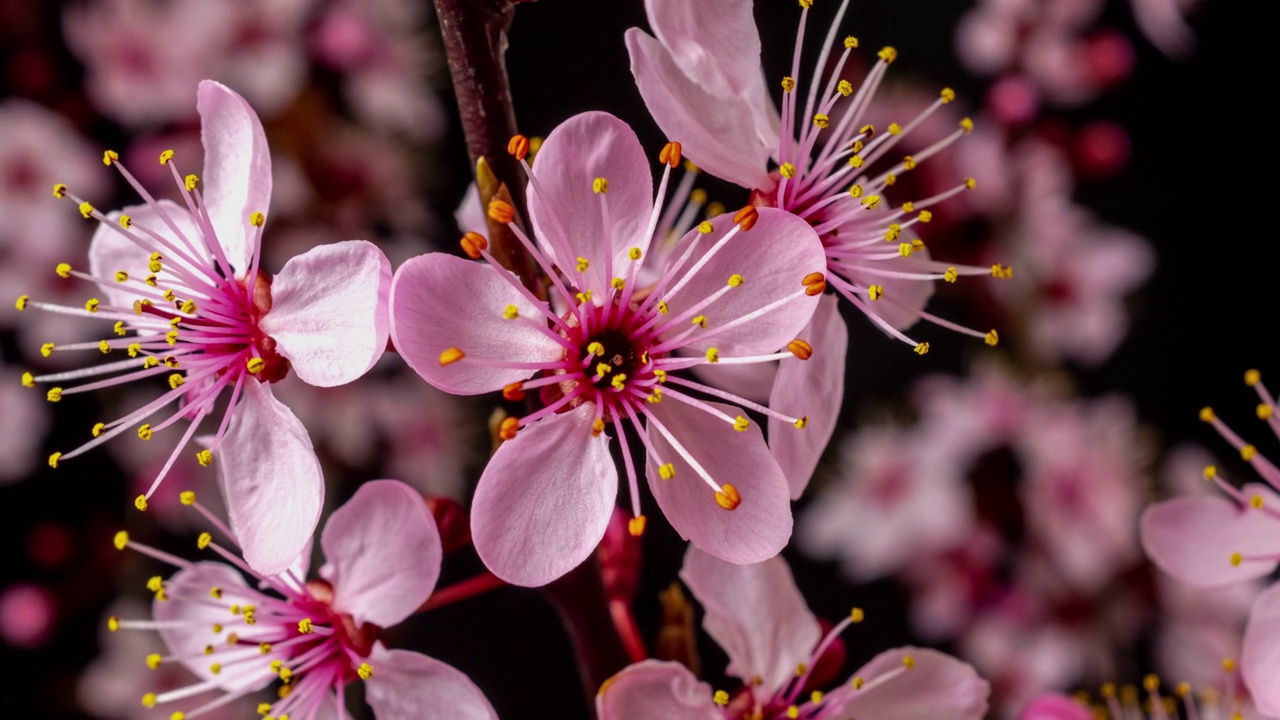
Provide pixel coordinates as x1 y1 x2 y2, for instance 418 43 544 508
454 183 486 236
88 201 204 311
626 28 774 189
155 562 271 692
471 403 617 587
389 253 564 395
196 80 272 276
217 380 323 576
660 208 824 357
839 236 936 332
527 111 654 292
319 480 441 628
596 660 720 720
258 240 392 388
645 398 792 564
364 644 497 720
828 647 990 720
1244 583 1280 716
643 0 759 99
768 296 846 498
1018 694 1092 720
691 360 777 404
680 546 820 695
1140 487 1280 587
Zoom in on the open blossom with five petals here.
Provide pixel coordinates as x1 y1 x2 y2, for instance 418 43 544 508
109 480 497 720
628 0 1004 357
596 546 991 720
18 80 392 575
1141 370 1280 716
390 111 827 586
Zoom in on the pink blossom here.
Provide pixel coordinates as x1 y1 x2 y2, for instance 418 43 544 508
109 480 496 720
1141 370 1280 715
627 0 1003 356
1020 684 1272 720
64 0 313 127
0 582 56 648
597 547 990 720
0 366 51 483
18 81 391 575
391 112 827 586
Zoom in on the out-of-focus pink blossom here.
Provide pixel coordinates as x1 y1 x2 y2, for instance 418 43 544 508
110 480 497 719
0 366 51 483
19 81 391 575
598 547 991 720
0 582 56 648
392 111 826 586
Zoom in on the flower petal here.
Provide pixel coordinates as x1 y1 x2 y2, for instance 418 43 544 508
217 380 323 576
88 201 204 311
365 644 498 720
155 562 273 692
690 360 777 404
769 296 846 498
644 398 792 564
1140 486 1280 587
626 29 773 190
1018 694 1092 720
196 80 272 276
658 208 824 356
596 660 720 720
389 252 563 395
319 480 440 628
527 111 654 291
471 403 617 587
828 647 990 720
1244 583 1280 716
680 547 820 695
258 240 392 387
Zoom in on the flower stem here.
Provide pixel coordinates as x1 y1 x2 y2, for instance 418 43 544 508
420 571 506 612
542 557 633 706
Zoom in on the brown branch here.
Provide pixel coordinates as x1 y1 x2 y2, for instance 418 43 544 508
541 557 634 708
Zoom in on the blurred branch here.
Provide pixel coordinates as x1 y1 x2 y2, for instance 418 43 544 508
541 557 634 711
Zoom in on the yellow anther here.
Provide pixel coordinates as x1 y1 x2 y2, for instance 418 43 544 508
56 262 72 278
438 347 466 367
782 76 796 92
985 330 999 347
145 651 163 669
1200 406 1216 422
990 264 1013 279
460 232 488 259
278 666 292 683
585 341 605 356
592 418 606 437
137 424 153 441
965 177 977 189
611 278 625 290
1143 674 1160 692
703 348 721 365
124 342 140 358
940 87 956 103
162 289 176 303
794 416 809 429
135 494 149 511
259 704 272 715
811 691 825 705
164 329 178 346
298 618 313 634
611 373 628 391
98 339 110 354
107 615 121 632
119 214 132 229
861 195 881 209
851 677 864 689
357 663 374 680
1245 369 1261 386
798 0 812 7
733 416 750 432
180 299 197 314
507 134 531 160
592 177 610 194
843 35 858 48
41 342 55 357
15 295 29 311
113 321 127 337
898 242 913 257
902 655 916 669
79 201 94 218
1230 552 1243 567
249 211 266 227
21 372 34 388
168 373 184 390
628 515 647 537
1175 682 1190 697
914 342 930 356
902 156 917 171
84 297 101 313
887 123 902 136
960 117 975 133
697 220 714 234
503 304 519 320
144 276 157 287
103 149 120 166
813 114 830 129
113 531 129 550
628 247 643 261
883 173 897 186
259 642 272 654
658 463 676 480
786 707 800 719
938 268 957 285
690 189 708 205
143 357 159 369
46 387 63 403
596 363 613 378
725 272 745 288
850 607 865 623
878 46 898 63
1259 404 1273 420
692 315 708 328
576 257 590 272
142 693 157 708
715 483 741 510
52 183 67 198
837 79 853 97
184 174 199 191
197 532 212 550
180 491 196 506
48 451 62 469
779 163 797 179
713 690 730 706
647 387 663 403
848 155 864 169
487 199 515 224
654 369 668 384
1222 658 1237 672
498 417 520 441
159 149 174 165
868 285 884 300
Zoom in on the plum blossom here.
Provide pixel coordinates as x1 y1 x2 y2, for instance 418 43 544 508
108 480 497 720
1141 370 1280 716
391 111 828 586
628 0 1005 356
17 81 391 575
596 547 990 720
1020 678 1271 720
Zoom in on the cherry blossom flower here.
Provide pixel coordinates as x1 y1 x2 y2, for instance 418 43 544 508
1020 674 1271 720
0 365 51 484
1141 370 1280 716
108 480 497 720
17 80 391 575
596 547 991 720
628 0 1005 356
391 111 827 586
